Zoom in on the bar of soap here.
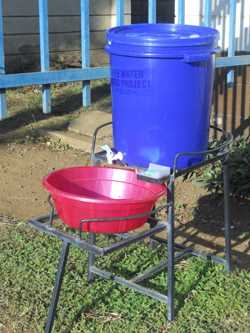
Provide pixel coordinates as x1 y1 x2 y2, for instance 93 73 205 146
138 163 171 180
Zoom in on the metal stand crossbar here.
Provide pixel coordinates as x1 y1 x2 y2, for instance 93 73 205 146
28 124 233 332
29 215 169 333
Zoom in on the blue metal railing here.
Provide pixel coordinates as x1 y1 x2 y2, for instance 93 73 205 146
227 0 237 83
178 0 185 24
0 0 250 120
203 0 212 27
0 0 6 119
148 0 157 24
116 0 125 26
81 0 91 106
39 0 51 114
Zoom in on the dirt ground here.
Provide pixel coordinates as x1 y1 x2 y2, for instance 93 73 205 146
0 140 250 269
0 141 89 219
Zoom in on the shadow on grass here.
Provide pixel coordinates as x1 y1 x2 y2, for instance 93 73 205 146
0 82 111 140
62 281 118 333
134 257 212 315
174 261 211 313
175 194 250 269
60 259 212 331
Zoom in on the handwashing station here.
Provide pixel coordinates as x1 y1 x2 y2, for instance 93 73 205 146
28 24 233 333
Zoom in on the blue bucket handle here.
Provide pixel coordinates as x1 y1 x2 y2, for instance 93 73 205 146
184 47 220 63
183 53 211 63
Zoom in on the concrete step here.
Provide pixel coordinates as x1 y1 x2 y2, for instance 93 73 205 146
43 110 113 152
68 110 112 137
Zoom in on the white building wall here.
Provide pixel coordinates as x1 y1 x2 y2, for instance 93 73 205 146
175 0 250 52
3 0 131 72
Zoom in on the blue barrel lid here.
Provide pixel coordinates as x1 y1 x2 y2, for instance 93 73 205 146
106 23 219 58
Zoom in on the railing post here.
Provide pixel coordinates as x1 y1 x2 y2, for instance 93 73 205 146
0 0 6 120
148 0 157 24
116 0 125 26
227 0 237 84
177 0 185 24
81 0 91 108
39 0 51 114
203 0 212 26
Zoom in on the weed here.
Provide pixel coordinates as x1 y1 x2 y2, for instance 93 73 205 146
186 136 250 200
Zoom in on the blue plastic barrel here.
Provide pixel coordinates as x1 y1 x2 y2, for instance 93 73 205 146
106 24 219 169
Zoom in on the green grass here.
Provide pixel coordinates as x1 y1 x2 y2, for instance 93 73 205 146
0 224 250 333
0 80 111 144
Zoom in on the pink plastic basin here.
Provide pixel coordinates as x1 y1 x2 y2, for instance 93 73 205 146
43 166 166 233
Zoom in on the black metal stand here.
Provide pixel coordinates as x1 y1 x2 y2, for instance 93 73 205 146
28 124 233 332
45 241 70 333
167 175 175 321
30 216 169 333
87 233 96 283
223 159 232 272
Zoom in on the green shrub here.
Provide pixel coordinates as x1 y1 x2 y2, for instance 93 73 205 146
197 136 250 199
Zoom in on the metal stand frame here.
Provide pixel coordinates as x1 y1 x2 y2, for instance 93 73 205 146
28 124 233 332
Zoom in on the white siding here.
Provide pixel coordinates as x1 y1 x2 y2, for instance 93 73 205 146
175 0 250 52
3 0 131 72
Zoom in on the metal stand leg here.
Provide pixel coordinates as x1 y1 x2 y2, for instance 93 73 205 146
167 177 175 321
223 160 232 272
148 206 159 249
45 241 70 333
87 233 96 283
